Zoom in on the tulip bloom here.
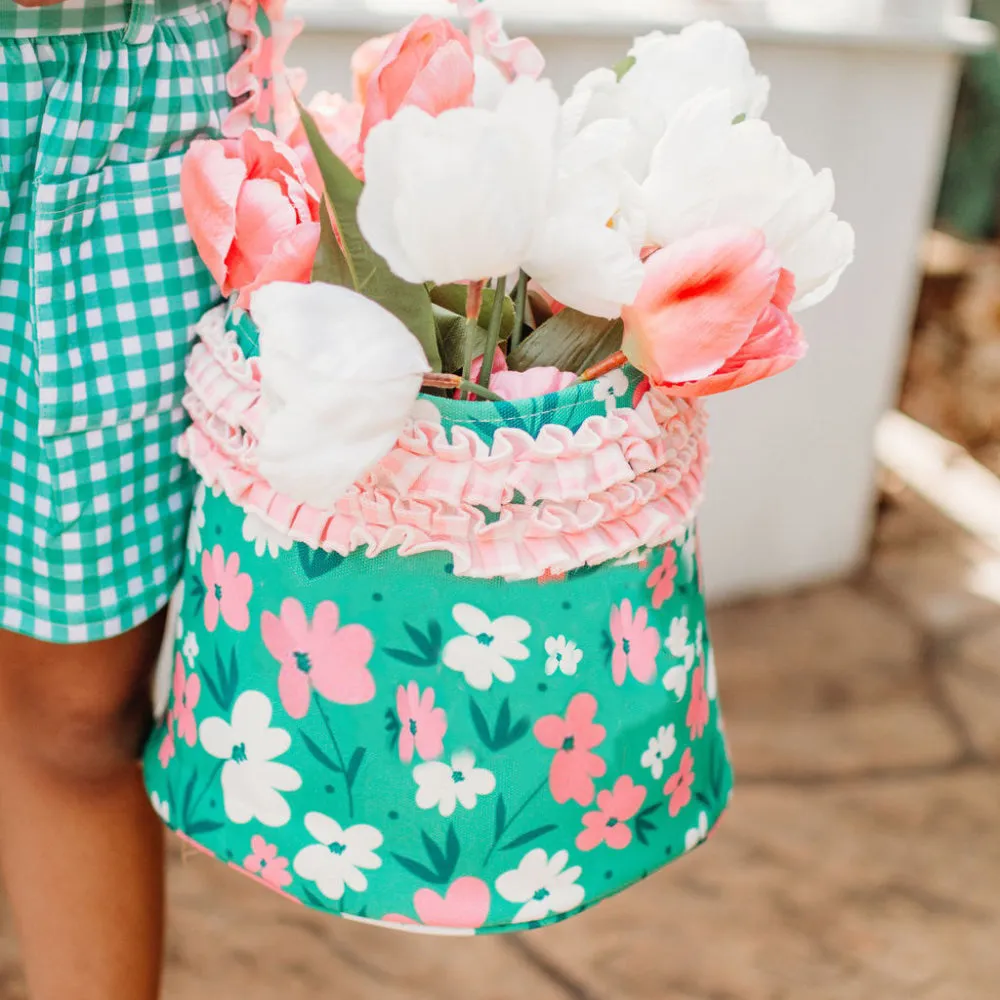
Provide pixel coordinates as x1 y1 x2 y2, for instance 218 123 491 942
252 282 430 509
359 15 476 147
622 228 806 396
180 129 320 310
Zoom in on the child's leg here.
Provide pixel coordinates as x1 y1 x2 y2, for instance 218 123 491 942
0 614 167 1000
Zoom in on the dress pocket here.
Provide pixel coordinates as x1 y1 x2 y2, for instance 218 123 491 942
31 153 218 437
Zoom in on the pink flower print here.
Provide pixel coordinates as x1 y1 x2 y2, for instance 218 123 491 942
396 682 447 764
202 546 253 633
646 547 678 610
244 835 293 890
534 693 607 806
413 877 491 930
686 664 709 740
157 715 176 769
261 598 376 719
172 654 201 748
663 748 695 817
609 600 660 686
576 776 648 852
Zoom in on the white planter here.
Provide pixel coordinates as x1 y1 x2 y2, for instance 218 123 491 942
288 0 993 601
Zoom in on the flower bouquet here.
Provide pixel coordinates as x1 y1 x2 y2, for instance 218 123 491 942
145 0 853 934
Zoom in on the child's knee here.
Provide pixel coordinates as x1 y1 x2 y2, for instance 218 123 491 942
0 622 163 785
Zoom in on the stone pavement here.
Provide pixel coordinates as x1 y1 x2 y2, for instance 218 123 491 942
0 485 997 1000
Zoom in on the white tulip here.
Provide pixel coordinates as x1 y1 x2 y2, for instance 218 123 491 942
472 55 509 110
523 118 645 318
563 21 770 181
358 76 560 285
251 282 429 510
642 92 855 310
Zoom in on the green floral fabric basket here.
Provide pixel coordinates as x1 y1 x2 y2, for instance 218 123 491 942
144 305 732 935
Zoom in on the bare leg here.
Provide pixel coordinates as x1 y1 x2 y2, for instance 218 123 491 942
0 613 167 1000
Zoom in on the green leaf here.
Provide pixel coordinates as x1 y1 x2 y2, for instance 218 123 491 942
345 747 366 787
301 886 331 910
469 699 495 751
496 699 512 743
444 825 460 870
311 197 353 287
296 103 441 371
495 795 507 839
506 715 531 746
301 732 341 772
421 830 448 878
613 54 636 80
199 659 224 708
384 647 433 667
391 853 443 885
430 284 515 338
507 310 623 375
186 819 224 837
181 770 198 827
502 824 559 852
297 545 344 580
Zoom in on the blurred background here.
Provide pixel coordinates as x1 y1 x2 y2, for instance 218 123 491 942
4 1 998 997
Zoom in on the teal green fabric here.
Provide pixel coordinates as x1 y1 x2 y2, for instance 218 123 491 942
0 1 237 641
144 397 731 933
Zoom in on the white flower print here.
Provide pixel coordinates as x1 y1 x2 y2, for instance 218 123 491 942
414 750 496 817
592 369 630 408
293 812 383 901
187 482 207 566
662 616 697 699
241 511 295 559
680 527 697 583
685 811 709 852
199 691 302 828
150 791 170 824
544 635 582 677
495 849 585 924
640 723 677 780
182 631 200 668
442 604 530 691
706 645 718 701
664 616 691 660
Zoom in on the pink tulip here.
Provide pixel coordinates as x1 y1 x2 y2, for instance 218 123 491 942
351 34 395 104
489 367 576 400
359 15 475 147
621 228 807 397
288 91 365 187
181 128 321 311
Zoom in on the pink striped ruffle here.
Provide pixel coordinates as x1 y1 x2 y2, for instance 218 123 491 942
180 307 708 580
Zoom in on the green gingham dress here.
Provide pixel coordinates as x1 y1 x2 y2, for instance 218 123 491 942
0 0 238 642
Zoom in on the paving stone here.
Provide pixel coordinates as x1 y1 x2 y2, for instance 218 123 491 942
526 771 1000 1000
939 621 1000 760
162 841 572 1000
875 482 968 550
870 539 1000 636
710 586 960 777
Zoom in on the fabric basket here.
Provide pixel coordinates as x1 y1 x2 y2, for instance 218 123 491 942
143 304 733 935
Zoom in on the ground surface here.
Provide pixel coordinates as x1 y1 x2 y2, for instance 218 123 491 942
1 486 996 1000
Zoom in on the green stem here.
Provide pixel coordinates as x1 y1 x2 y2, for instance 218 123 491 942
510 270 528 351
458 380 502 402
316 701 355 818
476 273 508 388
461 314 478 385
483 776 548 866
